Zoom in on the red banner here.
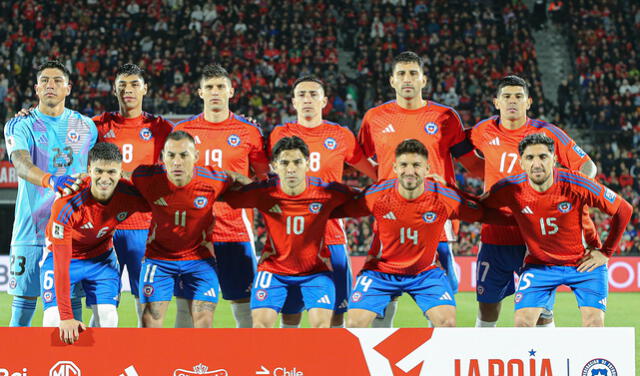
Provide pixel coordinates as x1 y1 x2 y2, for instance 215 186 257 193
0 161 17 188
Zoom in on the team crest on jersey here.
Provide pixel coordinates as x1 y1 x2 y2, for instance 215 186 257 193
227 134 241 147
572 144 586 158
67 130 80 143
422 212 437 223
424 122 439 135
557 201 572 213
43 290 54 303
581 359 618 376
323 137 337 150
255 289 267 301
351 291 362 302
9 277 16 290
116 212 129 222
309 202 323 214
143 285 154 297
604 188 616 203
139 128 153 141
194 196 208 209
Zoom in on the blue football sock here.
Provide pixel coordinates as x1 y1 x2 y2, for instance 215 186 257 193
71 297 83 321
10 297 37 327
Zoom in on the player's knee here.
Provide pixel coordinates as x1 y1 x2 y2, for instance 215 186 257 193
92 304 118 328
514 314 536 327
281 313 302 326
42 307 61 327
433 316 456 327
347 315 370 328
582 314 604 327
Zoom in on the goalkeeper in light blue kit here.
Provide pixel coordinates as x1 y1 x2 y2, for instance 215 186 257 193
3 60 97 326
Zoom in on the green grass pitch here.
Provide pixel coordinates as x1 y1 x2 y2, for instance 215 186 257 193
1 291 638 370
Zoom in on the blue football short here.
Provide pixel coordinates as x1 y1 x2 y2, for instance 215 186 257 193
8 245 44 297
139 257 219 304
213 241 257 301
250 271 335 312
113 229 148 297
437 242 459 294
40 249 120 311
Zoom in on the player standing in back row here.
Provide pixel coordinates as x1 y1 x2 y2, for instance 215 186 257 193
173 64 270 327
3 60 97 326
357 51 480 327
269 76 377 328
468 75 599 328
93 63 174 326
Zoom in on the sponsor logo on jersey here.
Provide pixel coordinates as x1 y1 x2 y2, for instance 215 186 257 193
154 197 168 206
581 359 617 376
9 277 17 290
557 201 572 213
67 130 80 143
439 292 453 300
53 223 65 239
351 291 362 302
383 211 396 220
255 289 267 301
80 222 94 229
317 295 331 304
139 128 153 141
194 196 208 209
573 144 587 158
422 212 437 223
323 137 337 150
604 188 616 203
173 363 228 376
514 292 523 303
424 122 439 135
116 212 129 222
227 134 241 147
309 202 323 214
49 360 81 376
143 285 154 297
268 204 282 214
38 134 49 144
382 124 395 133
43 290 54 303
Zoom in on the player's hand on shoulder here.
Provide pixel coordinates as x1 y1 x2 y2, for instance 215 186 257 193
426 173 446 185
49 174 84 197
59 319 86 345
577 249 609 273
226 170 252 186
14 107 35 118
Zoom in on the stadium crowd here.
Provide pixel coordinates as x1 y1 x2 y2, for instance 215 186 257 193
0 0 637 255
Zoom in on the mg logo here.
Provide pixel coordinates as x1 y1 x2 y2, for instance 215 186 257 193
49 361 81 376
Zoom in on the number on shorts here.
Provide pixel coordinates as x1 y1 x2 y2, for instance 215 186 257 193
355 275 373 292
10 255 26 276
254 271 273 289
143 264 158 283
309 152 321 172
43 270 54 290
477 261 490 282
517 272 534 291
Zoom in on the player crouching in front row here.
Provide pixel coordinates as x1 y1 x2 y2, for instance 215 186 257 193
43 143 150 344
331 139 509 328
481 133 632 327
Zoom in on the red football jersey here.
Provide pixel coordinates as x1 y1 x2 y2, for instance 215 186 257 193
269 120 365 245
469 116 593 245
94 112 173 230
336 179 484 275
482 169 624 266
358 100 473 241
173 112 269 242
223 176 357 276
46 178 150 320
132 165 231 260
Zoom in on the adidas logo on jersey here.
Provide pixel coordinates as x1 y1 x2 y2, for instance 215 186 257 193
439 292 453 301
383 211 396 220
154 197 168 206
268 204 282 214
521 206 533 214
382 124 396 133
80 222 94 229
103 130 116 139
37 134 48 144
204 288 217 298
488 137 500 146
317 295 331 304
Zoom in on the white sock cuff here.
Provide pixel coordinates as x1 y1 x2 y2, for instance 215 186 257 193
231 302 252 328
475 317 498 328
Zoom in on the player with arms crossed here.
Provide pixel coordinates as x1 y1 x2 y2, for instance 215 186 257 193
131 131 249 328
93 63 174 325
357 51 479 326
43 143 149 344
173 64 269 327
482 134 632 327
223 136 358 328
3 60 97 326
468 75 600 327
333 139 506 327
269 76 377 328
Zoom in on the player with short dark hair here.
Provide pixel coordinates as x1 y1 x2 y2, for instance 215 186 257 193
467 74 599 328
358 50 479 327
3 60 97 326
172 64 270 328
223 136 359 328
92 63 174 326
482 134 632 327
43 142 149 344
269 76 376 328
